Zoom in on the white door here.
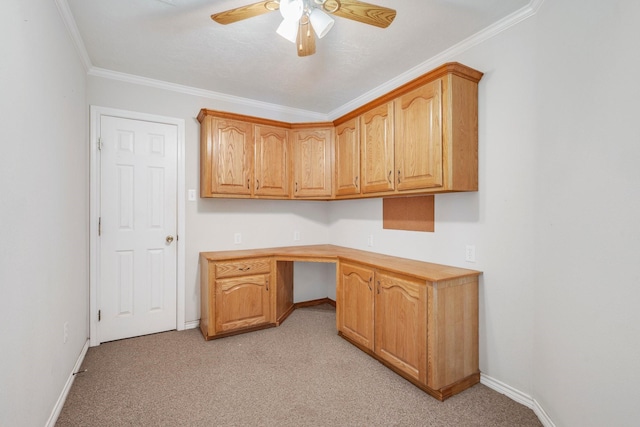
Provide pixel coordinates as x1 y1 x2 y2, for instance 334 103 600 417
99 115 177 343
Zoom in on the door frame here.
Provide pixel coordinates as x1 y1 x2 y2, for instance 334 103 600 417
89 106 186 346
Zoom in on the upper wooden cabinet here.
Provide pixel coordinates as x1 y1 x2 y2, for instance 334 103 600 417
199 62 482 200
360 102 395 194
254 125 290 197
199 110 291 199
291 126 333 199
334 118 360 196
338 63 482 196
200 116 253 197
394 79 443 191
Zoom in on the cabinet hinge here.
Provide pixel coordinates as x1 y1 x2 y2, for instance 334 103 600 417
98 217 101 236
98 310 101 322
97 137 103 151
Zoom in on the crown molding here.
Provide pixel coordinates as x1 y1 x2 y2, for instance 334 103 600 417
87 67 329 122
327 0 545 119
56 0 543 122
54 0 92 72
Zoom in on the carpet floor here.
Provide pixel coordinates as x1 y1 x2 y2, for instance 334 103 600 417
56 305 542 426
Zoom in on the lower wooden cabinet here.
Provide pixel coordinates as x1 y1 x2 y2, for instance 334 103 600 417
201 245 480 401
337 261 478 401
215 274 271 334
337 262 374 350
374 270 427 384
200 257 274 340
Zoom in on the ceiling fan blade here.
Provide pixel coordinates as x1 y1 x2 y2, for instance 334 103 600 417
329 0 396 29
211 1 277 25
297 20 316 57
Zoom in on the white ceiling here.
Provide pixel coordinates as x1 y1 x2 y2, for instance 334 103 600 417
64 0 532 116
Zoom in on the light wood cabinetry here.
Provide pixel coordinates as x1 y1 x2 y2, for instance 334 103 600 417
201 245 480 401
200 257 274 340
360 102 395 194
199 63 482 200
200 116 253 196
334 119 360 196
292 126 333 198
337 262 374 350
374 270 427 383
254 125 290 197
394 80 443 191
336 62 482 197
198 110 291 199
336 255 478 400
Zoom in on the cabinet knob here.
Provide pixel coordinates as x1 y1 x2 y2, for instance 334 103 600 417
166 235 174 244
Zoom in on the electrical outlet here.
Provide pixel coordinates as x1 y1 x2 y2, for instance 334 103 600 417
234 233 242 244
293 230 300 241
63 322 69 344
465 245 476 263
367 235 374 247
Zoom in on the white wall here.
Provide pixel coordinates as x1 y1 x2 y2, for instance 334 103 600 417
0 0 88 425
531 1 640 425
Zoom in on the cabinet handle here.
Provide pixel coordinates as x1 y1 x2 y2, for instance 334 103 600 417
295 182 298 193
239 267 251 272
388 171 392 184
368 276 372 291
377 280 381 294
354 176 359 188
256 179 260 190
266 279 269 291
247 179 250 189
397 170 401 184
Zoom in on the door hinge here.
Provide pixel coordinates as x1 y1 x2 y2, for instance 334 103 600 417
97 137 103 151
98 310 101 321
98 217 101 236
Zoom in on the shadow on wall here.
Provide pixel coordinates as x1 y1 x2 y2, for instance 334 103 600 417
197 198 331 226
435 192 480 224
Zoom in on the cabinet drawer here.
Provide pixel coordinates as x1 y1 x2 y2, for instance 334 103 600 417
215 258 271 279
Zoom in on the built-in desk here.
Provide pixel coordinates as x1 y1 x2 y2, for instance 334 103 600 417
199 244 481 400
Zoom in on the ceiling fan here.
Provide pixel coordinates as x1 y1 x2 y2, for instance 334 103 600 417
211 0 396 57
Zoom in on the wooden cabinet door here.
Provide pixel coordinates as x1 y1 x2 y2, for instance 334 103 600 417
215 274 271 333
292 127 333 198
208 117 253 195
374 271 427 384
335 119 360 196
254 125 289 197
361 102 395 194
338 262 374 350
394 79 443 191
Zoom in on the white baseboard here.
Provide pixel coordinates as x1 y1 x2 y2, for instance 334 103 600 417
46 339 90 427
480 373 556 427
533 399 556 427
184 320 200 330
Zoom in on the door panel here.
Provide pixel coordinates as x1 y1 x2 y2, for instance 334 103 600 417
100 116 177 343
374 271 427 383
338 262 374 350
395 80 443 190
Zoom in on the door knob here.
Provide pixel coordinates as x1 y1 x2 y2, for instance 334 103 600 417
166 235 174 244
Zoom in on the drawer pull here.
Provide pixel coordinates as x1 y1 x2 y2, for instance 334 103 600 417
239 267 251 271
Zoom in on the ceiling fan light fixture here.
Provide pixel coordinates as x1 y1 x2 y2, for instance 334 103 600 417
276 18 299 43
279 0 304 21
309 8 334 39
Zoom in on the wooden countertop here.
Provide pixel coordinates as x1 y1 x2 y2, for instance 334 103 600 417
200 244 481 282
